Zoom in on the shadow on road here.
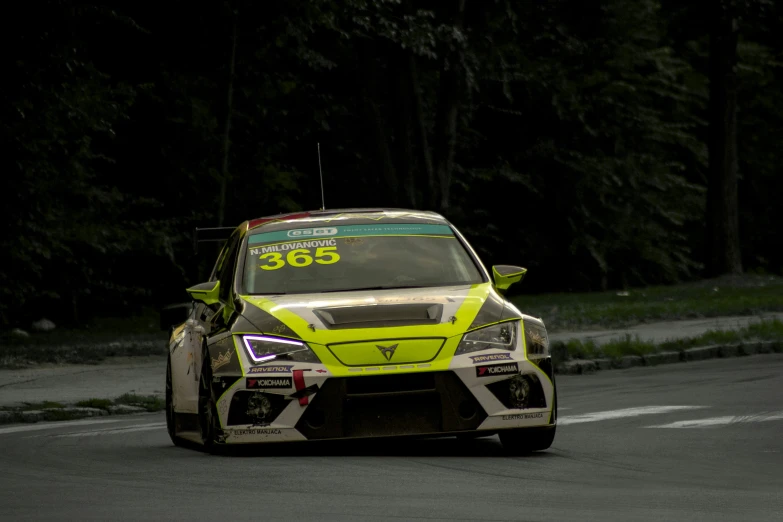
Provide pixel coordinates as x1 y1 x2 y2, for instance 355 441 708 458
176 435 559 459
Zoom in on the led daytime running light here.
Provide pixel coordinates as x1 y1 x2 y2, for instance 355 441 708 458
242 334 305 363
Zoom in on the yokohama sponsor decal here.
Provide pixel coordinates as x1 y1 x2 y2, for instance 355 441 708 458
246 377 292 389
475 363 518 377
469 353 513 364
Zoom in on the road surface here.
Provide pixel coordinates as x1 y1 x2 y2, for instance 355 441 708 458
1 355 781 521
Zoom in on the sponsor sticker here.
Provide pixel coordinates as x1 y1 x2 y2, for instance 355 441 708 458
211 349 233 372
286 227 338 238
230 428 283 436
246 377 292 389
247 365 294 374
501 412 545 420
469 353 513 364
475 362 519 377
249 224 454 246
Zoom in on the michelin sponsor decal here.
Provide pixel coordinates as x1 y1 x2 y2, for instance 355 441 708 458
502 412 545 420
247 365 294 374
250 239 336 255
476 362 518 377
469 353 513 364
246 377 292 389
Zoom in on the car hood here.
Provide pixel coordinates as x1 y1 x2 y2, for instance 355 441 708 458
237 283 524 344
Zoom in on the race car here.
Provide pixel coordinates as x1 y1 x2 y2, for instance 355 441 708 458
165 208 557 453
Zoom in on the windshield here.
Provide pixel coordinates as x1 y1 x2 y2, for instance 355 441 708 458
242 223 484 295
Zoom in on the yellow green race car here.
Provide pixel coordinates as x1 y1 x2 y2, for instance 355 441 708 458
165 208 557 453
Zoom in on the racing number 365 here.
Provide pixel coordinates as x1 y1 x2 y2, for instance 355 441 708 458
259 247 340 271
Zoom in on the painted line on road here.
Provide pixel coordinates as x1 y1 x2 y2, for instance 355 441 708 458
558 406 708 426
646 411 783 428
49 422 166 438
0 418 127 436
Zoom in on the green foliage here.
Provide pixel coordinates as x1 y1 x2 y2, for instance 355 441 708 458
75 398 113 410
3 0 782 327
512 274 783 331
20 401 66 411
558 318 783 361
114 393 165 412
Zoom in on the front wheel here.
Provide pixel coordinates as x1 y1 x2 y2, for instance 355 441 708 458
165 356 186 447
198 345 221 453
499 426 556 455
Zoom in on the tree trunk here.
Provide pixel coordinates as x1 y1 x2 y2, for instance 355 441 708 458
358 41 398 204
409 55 435 204
218 8 238 227
394 50 417 207
431 0 466 212
705 1 742 276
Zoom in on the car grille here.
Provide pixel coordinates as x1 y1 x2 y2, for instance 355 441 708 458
226 390 290 426
295 371 487 440
485 372 547 410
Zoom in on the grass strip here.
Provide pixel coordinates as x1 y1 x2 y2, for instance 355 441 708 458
511 274 783 331
0 337 167 369
552 318 783 362
1 394 165 423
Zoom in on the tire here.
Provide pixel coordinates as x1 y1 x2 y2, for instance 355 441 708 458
499 426 556 455
198 344 221 453
165 356 186 447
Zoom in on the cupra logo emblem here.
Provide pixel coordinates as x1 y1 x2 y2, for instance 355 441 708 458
376 344 398 361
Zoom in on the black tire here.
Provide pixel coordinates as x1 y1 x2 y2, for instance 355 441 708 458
198 344 221 453
165 356 186 447
499 426 556 455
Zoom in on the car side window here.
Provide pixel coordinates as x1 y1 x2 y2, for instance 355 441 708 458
217 232 241 302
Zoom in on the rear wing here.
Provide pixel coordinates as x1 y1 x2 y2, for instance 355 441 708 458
193 227 235 254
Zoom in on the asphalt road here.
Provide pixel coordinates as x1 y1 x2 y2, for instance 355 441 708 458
1 355 781 522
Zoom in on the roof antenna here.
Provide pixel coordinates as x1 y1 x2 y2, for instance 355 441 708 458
317 142 326 210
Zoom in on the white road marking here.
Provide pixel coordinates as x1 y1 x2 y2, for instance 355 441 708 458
558 406 708 426
0 418 126 436
51 422 166 438
646 411 783 428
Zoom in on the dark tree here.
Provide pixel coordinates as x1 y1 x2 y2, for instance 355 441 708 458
706 0 743 276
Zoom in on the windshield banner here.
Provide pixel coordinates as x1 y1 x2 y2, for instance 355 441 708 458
248 224 453 247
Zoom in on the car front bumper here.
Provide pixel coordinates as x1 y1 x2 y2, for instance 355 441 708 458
214 357 555 445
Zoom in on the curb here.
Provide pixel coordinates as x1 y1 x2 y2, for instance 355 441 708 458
555 340 783 375
0 404 158 425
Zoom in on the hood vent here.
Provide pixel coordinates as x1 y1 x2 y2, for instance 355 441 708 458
313 303 443 329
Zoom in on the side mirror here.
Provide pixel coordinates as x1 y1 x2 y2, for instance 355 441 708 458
492 265 527 292
186 280 221 306
159 303 193 331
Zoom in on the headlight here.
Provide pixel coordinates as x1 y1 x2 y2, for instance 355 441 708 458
524 322 549 358
455 321 518 356
242 335 321 364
